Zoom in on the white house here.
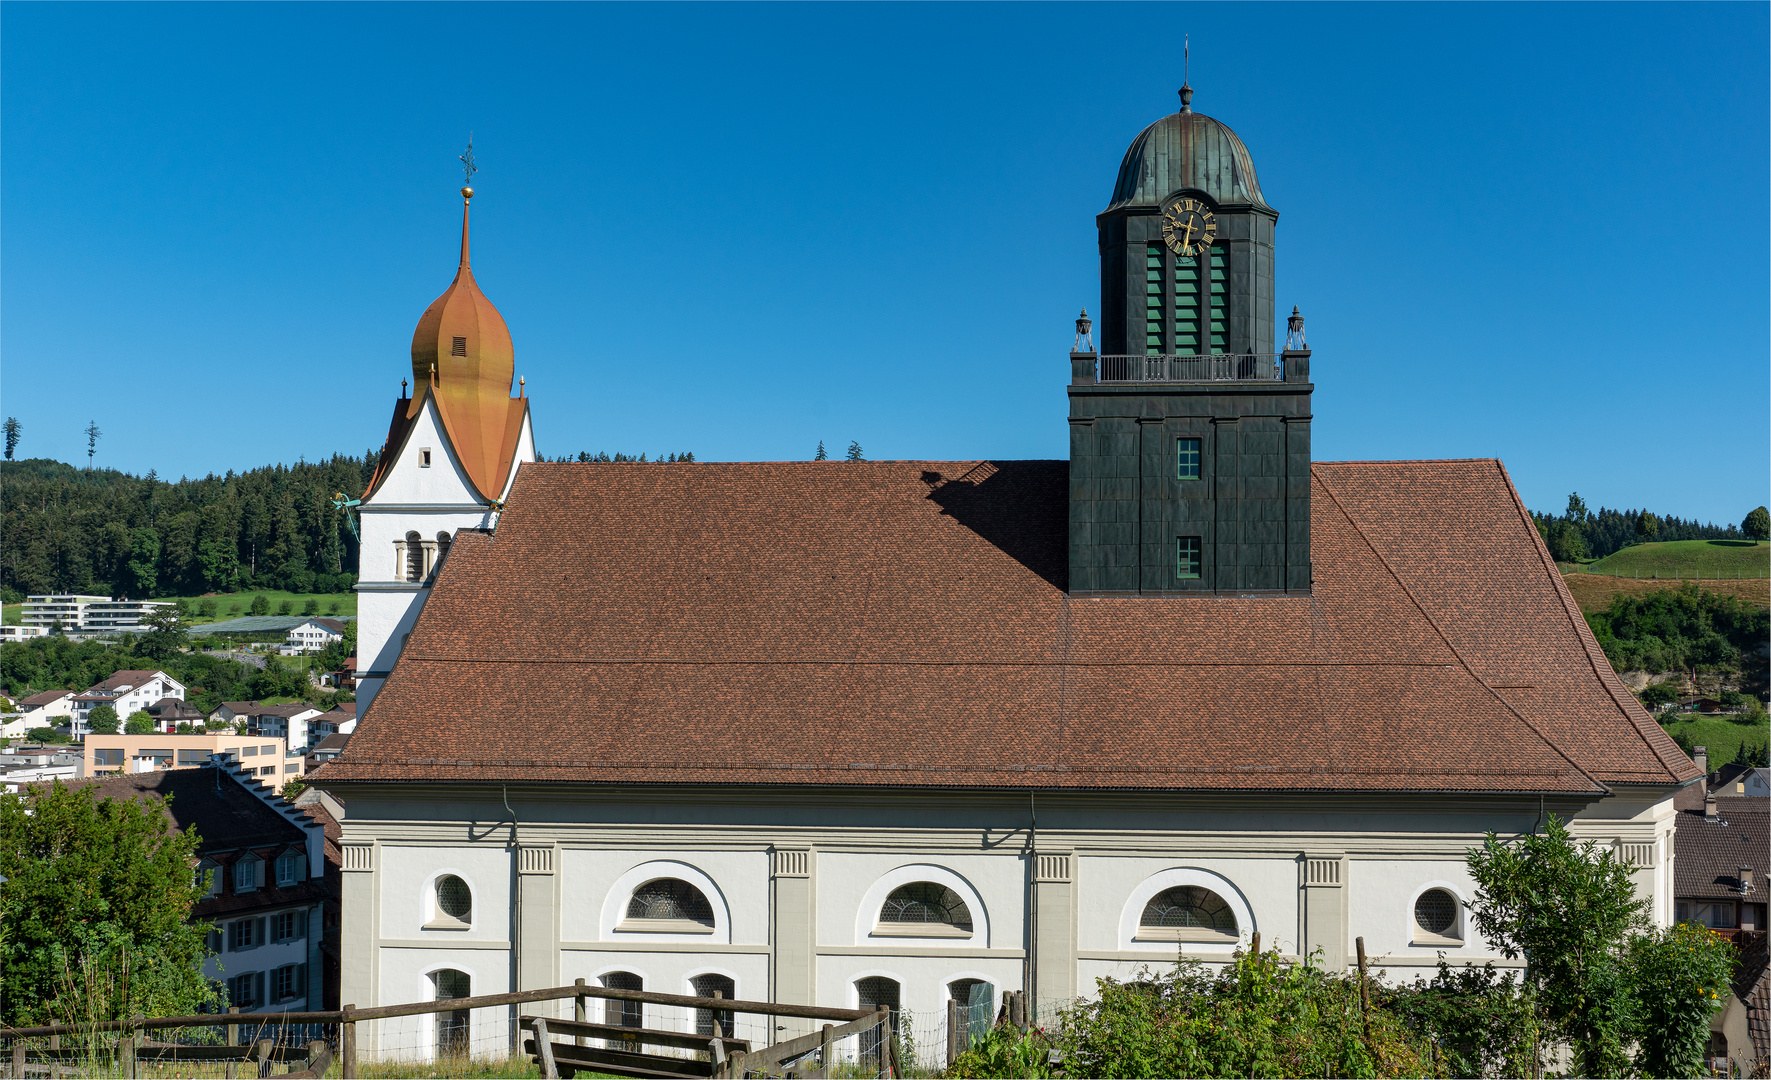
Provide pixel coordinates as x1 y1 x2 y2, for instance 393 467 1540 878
20 594 109 632
283 617 349 655
15 689 75 728
70 670 186 734
0 626 49 641
310 101 1701 1066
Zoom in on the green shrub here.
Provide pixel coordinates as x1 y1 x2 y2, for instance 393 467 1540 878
1628 922 1736 1078
947 1023 1055 1079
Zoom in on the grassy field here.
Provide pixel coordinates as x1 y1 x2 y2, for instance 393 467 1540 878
1581 539 1769 579
1562 574 1770 614
1659 715 1770 765
154 589 357 623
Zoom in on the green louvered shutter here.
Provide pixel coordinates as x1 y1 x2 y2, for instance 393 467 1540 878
1145 244 1165 354
1208 248 1229 354
1173 253 1201 355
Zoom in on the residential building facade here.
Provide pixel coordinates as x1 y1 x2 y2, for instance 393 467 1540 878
70 670 187 736
83 732 301 791
284 618 348 655
19 595 175 635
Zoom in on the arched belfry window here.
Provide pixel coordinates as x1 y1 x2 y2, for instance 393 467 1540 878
435 531 452 569
875 882 973 937
621 878 715 931
1136 885 1238 941
405 531 424 582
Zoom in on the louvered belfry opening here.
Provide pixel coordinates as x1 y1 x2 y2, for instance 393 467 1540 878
450 336 467 357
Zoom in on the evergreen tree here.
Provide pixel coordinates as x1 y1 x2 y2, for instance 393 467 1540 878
846 441 864 462
2 417 19 461
83 421 102 471
815 441 828 461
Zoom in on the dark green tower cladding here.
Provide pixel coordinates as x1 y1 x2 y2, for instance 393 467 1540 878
1069 85 1314 596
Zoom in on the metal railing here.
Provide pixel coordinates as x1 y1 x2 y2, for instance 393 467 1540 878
1096 353 1283 383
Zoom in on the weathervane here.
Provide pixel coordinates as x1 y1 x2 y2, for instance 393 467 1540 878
459 135 478 191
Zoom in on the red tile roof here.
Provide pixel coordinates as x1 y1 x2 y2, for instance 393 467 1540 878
314 459 1698 794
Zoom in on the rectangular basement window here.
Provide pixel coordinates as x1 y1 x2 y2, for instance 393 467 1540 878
420 448 432 468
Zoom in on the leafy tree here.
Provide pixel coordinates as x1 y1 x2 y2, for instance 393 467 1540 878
25 727 70 744
276 599 293 615
325 600 340 615
198 597 218 619
1466 817 1647 1078
1638 681 1679 709
1383 960 1535 1078
250 594 270 616
136 606 185 662
302 598 319 615
86 705 119 735
123 710 155 735
0 781 221 1025
2 416 19 461
1745 505 1770 542
1635 509 1658 538
815 440 828 461
1566 492 1590 523
1627 922 1736 1078
125 527 160 598
1547 520 1588 562
846 440 865 462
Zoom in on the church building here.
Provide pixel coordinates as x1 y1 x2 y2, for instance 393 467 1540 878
314 88 1698 1060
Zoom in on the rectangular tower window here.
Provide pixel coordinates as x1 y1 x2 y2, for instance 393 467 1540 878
1208 248 1229 353
1177 537 1202 579
420 448 432 468
1144 244 1165 355
451 336 467 357
1173 253 1201 354
1177 438 1201 480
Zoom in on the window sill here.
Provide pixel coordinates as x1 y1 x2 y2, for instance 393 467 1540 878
1411 933 1465 949
615 919 714 935
871 923 973 939
424 919 471 931
1132 928 1239 944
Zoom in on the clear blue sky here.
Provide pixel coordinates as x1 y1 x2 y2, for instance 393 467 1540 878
3 2 1765 523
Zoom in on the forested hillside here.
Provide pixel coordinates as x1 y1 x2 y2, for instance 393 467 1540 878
1531 492 1750 563
0 455 377 600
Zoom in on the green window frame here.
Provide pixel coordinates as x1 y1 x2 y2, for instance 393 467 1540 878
1177 438 1201 480
1177 536 1202 579
1144 244 1165 354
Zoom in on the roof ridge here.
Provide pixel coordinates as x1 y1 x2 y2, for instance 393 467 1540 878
1313 469 1605 793
1491 460 1695 783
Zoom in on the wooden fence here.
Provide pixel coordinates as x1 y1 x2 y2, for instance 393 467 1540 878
1 981 901 1080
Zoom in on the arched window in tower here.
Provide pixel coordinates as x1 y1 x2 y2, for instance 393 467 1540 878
436 531 452 571
405 532 424 582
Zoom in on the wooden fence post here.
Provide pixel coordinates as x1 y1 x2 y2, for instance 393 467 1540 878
574 977 587 1048
819 1022 835 1080
306 1039 328 1077
254 1038 274 1079
119 1034 137 1080
11 1038 23 1080
946 998 962 1066
340 1004 357 1079
532 1018 558 1080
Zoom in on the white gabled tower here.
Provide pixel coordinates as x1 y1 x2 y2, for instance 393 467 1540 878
354 181 535 722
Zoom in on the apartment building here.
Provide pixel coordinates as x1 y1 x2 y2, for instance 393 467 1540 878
83 732 303 792
19 595 175 635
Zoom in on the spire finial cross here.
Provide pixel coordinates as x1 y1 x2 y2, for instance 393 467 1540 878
459 135 478 189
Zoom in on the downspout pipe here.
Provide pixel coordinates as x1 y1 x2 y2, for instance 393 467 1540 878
505 784 520 1042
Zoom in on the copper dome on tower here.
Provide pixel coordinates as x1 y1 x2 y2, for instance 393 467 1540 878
1105 89 1270 212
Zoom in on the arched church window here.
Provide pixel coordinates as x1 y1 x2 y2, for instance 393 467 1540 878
623 879 715 929
436 531 452 569
432 969 470 1058
405 532 424 582
1138 885 1237 940
856 977 900 1064
877 882 973 935
601 971 643 1028
691 973 735 1038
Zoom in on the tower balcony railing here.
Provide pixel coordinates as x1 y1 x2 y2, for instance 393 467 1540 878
1097 353 1284 383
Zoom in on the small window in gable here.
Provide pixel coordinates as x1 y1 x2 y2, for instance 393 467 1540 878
420 448 433 468
620 878 715 932
876 882 973 937
451 336 467 357
1413 888 1463 944
427 875 472 930
1136 885 1237 941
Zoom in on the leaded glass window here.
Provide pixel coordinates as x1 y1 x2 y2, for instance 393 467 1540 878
1145 244 1165 354
436 875 472 922
1140 886 1235 933
1414 889 1459 936
1177 438 1201 480
626 879 715 925
879 883 973 931
1177 537 1202 580
692 973 736 1038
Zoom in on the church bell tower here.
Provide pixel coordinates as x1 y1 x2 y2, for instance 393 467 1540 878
1068 85 1313 596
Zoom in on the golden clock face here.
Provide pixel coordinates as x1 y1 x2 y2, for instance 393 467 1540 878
1161 198 1217 256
